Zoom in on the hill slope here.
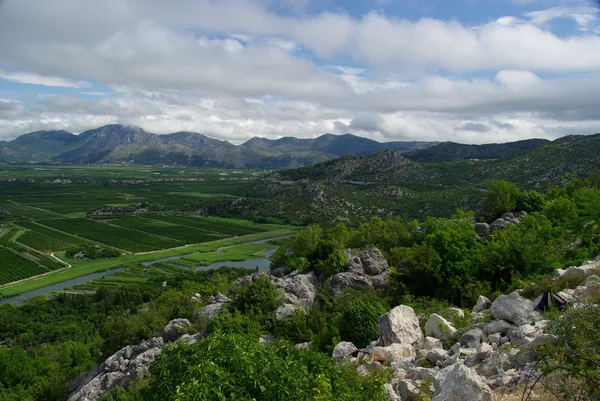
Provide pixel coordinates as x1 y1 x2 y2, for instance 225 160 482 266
240 134 600 222
404 138 550 162
1 125 439 168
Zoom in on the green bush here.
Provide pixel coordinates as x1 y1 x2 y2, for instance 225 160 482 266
230 275 284 317
534 306 600 400
139 333 390 401
337 290 388 348
206 308 262 336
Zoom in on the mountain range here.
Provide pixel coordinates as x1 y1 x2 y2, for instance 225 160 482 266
241 133 600 222
0 124 551 169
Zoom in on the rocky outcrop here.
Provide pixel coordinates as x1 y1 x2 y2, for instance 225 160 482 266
379 305 424 347
369 343 416 362
489 212 527 234
432 364 497 401
68 319 195 401
330 272 373 298
490 293 542 326
425 314 456 339
473 295 492 313
332 341 357 362
330 248 390 297
200 294 230 319
555 257 600 279
162 318 191 342
572 275 600 302
336 256 600 401
271 271 319 308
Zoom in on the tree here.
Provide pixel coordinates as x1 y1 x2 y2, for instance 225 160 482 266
292 224 323 257
337 290 388 348
543 197 578 224
328 224 350 248
517 190 546 213
483 180 521 220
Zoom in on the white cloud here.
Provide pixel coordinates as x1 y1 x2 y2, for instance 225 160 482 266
0 0 600 144
525 5 598 31
0 69 91 88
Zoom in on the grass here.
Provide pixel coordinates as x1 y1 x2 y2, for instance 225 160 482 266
0 228 297 298
181 244 276 265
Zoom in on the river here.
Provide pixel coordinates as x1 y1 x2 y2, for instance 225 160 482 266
0 268 125 306
0 234 292 305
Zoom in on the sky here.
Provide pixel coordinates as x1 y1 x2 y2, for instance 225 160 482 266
1 0 600 144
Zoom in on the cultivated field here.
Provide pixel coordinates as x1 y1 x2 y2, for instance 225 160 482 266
0 164 297 298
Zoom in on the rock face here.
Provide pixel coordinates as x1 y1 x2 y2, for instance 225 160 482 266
332 341 358 362
379 305 424 347
369 343 416 362
432 364 497 401
330 272 373 298
162 318 191 342
425 314 457 339
491 293 542 326
275 304 298 322
271 271 319 308
555 258 600 279
573 275 600 302
201 293 230 319
68 317 196 401
460 328 483 348
330 248 390 297
473 295 492 313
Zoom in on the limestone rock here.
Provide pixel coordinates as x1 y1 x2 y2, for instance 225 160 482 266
385 382 402 401
573 275 600 302
490 293 542 326
369 343 416 362
422 336 443 351
201 293 231 319
68 337 164 401
330 272 372 298
379 305 424 347
275 304 298 322
433 364 497 401
475 223 490 237
460 328 483 348
488 333 501 347
473 295 492 313
397 379 422 401
161 318 191 342
202 302 227 319
485 320 513 336
332 341 357 362
425 314 457 339
426 348 449 366
272 271 319 308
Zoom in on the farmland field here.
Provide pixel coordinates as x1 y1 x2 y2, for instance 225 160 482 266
15 221 91 247
106 215 223 243
148 214 266 236
0 164 298 296
41 218 181 252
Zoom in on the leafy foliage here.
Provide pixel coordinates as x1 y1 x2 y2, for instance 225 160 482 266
534 306 600 400
139 333 390 401
337 290 388 348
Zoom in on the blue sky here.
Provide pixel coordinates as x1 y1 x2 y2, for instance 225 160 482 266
0 0 599 144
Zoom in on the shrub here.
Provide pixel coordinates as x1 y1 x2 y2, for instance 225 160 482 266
532 306 600 400
230 275 284 316
140 333 390 401
337 290 388 348
206 308 262 336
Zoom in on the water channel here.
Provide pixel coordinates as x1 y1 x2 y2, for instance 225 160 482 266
0 234 292 305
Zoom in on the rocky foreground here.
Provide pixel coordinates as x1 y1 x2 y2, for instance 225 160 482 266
67 250 600 401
